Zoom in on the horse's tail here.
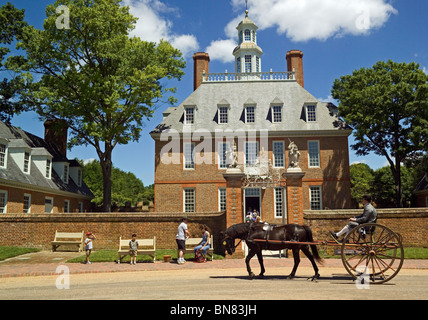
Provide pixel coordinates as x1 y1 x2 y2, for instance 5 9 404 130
303 225 324 265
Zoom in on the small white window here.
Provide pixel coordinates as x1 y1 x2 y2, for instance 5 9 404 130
0 143 7 168
245 106 255 123
306 105 317 122
45 197 53 213
309 186 322 210
63 163 69 183
184 107 195 125
219 188 226 211
273 141 285 168
24 152 30 173
23 194 31 213
274 188 284 218
0 190 8 213
183 142 195 169
218 106 228 124
272 105 282 123
308 140 320 167
245 55 252 73
183 188 195 213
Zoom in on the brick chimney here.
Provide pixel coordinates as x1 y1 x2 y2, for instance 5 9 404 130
286 50 304 88
44 119 68 158
193 52 210 91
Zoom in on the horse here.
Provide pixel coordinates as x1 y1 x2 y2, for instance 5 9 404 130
221 222 323 280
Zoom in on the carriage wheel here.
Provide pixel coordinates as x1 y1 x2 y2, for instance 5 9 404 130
341 223 404 284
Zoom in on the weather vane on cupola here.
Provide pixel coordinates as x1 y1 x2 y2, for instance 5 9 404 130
245 0 249 17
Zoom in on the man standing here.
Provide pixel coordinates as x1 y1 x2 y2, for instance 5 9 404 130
176 217 191 264
330 194 377 242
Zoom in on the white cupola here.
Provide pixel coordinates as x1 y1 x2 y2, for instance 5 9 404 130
233 10 263 73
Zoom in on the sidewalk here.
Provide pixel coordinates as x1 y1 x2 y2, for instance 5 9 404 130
0 251 427 278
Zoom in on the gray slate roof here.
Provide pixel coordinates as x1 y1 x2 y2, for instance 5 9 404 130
0 121 93 198
151 80 351 136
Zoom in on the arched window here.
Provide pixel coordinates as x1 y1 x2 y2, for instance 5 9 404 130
244 29 251 41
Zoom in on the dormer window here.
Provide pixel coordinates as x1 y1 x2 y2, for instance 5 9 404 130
272 105 282 123
23 152 30 173
245 106 256 123
0 143 7 168
218 106 229 124
46 159 52 178
63 163 69 183
184 106 195 125
306 104 317 122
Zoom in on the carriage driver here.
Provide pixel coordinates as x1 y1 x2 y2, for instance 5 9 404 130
329 194 377 242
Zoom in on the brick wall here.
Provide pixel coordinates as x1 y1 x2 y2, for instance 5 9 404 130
0 212 226 252
305 208 428 247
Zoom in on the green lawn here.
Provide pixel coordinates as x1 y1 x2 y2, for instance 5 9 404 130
66 249 225 263
0 246 41 261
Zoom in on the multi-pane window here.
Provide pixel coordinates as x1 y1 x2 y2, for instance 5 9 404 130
309 186 322 210
245 55 252 72
78 202 83 213
218 142 230 169
24 152 30 173
307 105 317 122
273 141 285 167
237 57 241 73
23 194 31 213
46 159 51 178
274 188 284 218
45 197 53 213
219 106 228 124
0 190 7 213
272 105 282 123
77 168 82 187
183 188 195 213
183 143 195 169
244 29 251 41
184 107 195 125
245 141 258 166
308 141 320 167
63 163 69 183
64 200 70 213
219 188 226 211
256 56 260 72
245 106 255 123
0 144 6 167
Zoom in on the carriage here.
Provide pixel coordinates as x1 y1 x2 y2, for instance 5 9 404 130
222 222 404 285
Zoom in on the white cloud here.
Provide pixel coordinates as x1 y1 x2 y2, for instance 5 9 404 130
231 0 397 42
123 0 199 58
206 39 237 63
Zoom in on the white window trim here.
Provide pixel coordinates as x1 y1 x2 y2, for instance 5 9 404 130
0 190 8 213
218 106 229 125
272 141 285 168
305 104 318 122
23 151 31 174
218 187 226 211
307 140 320 168
23 193 31 214
45 196 54 213
46 159 52 179
309 186 323 210
184 106 195 125
274 187 284 218
183 188 196 213
0 142 8 169
271 105 283 123
183 142 195 170
245 105 256 123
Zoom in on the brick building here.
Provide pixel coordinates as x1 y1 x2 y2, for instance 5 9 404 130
150 11 353 227
0 120 93 214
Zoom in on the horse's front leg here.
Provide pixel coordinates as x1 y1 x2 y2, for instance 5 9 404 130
256 251 265 279
245 248 256 280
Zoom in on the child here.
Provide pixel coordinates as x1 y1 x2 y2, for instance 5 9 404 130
85 232 96 264
129 234 139 265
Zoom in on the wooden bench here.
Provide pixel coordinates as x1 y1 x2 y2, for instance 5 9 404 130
51 230 84 252
182 236 214 261
117 237 156 263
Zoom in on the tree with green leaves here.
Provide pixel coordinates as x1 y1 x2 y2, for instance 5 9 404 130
349 163 374 208
332 60 428 207
0 2 28 123
13 0 185 212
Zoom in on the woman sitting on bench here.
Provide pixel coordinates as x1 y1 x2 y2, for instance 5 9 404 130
194 224 210 262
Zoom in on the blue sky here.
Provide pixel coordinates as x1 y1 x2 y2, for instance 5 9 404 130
5 0 428 186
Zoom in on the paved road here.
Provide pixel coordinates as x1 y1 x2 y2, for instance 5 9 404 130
0 266 427 301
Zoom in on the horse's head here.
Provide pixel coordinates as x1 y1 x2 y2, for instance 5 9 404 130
221 223 252 255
